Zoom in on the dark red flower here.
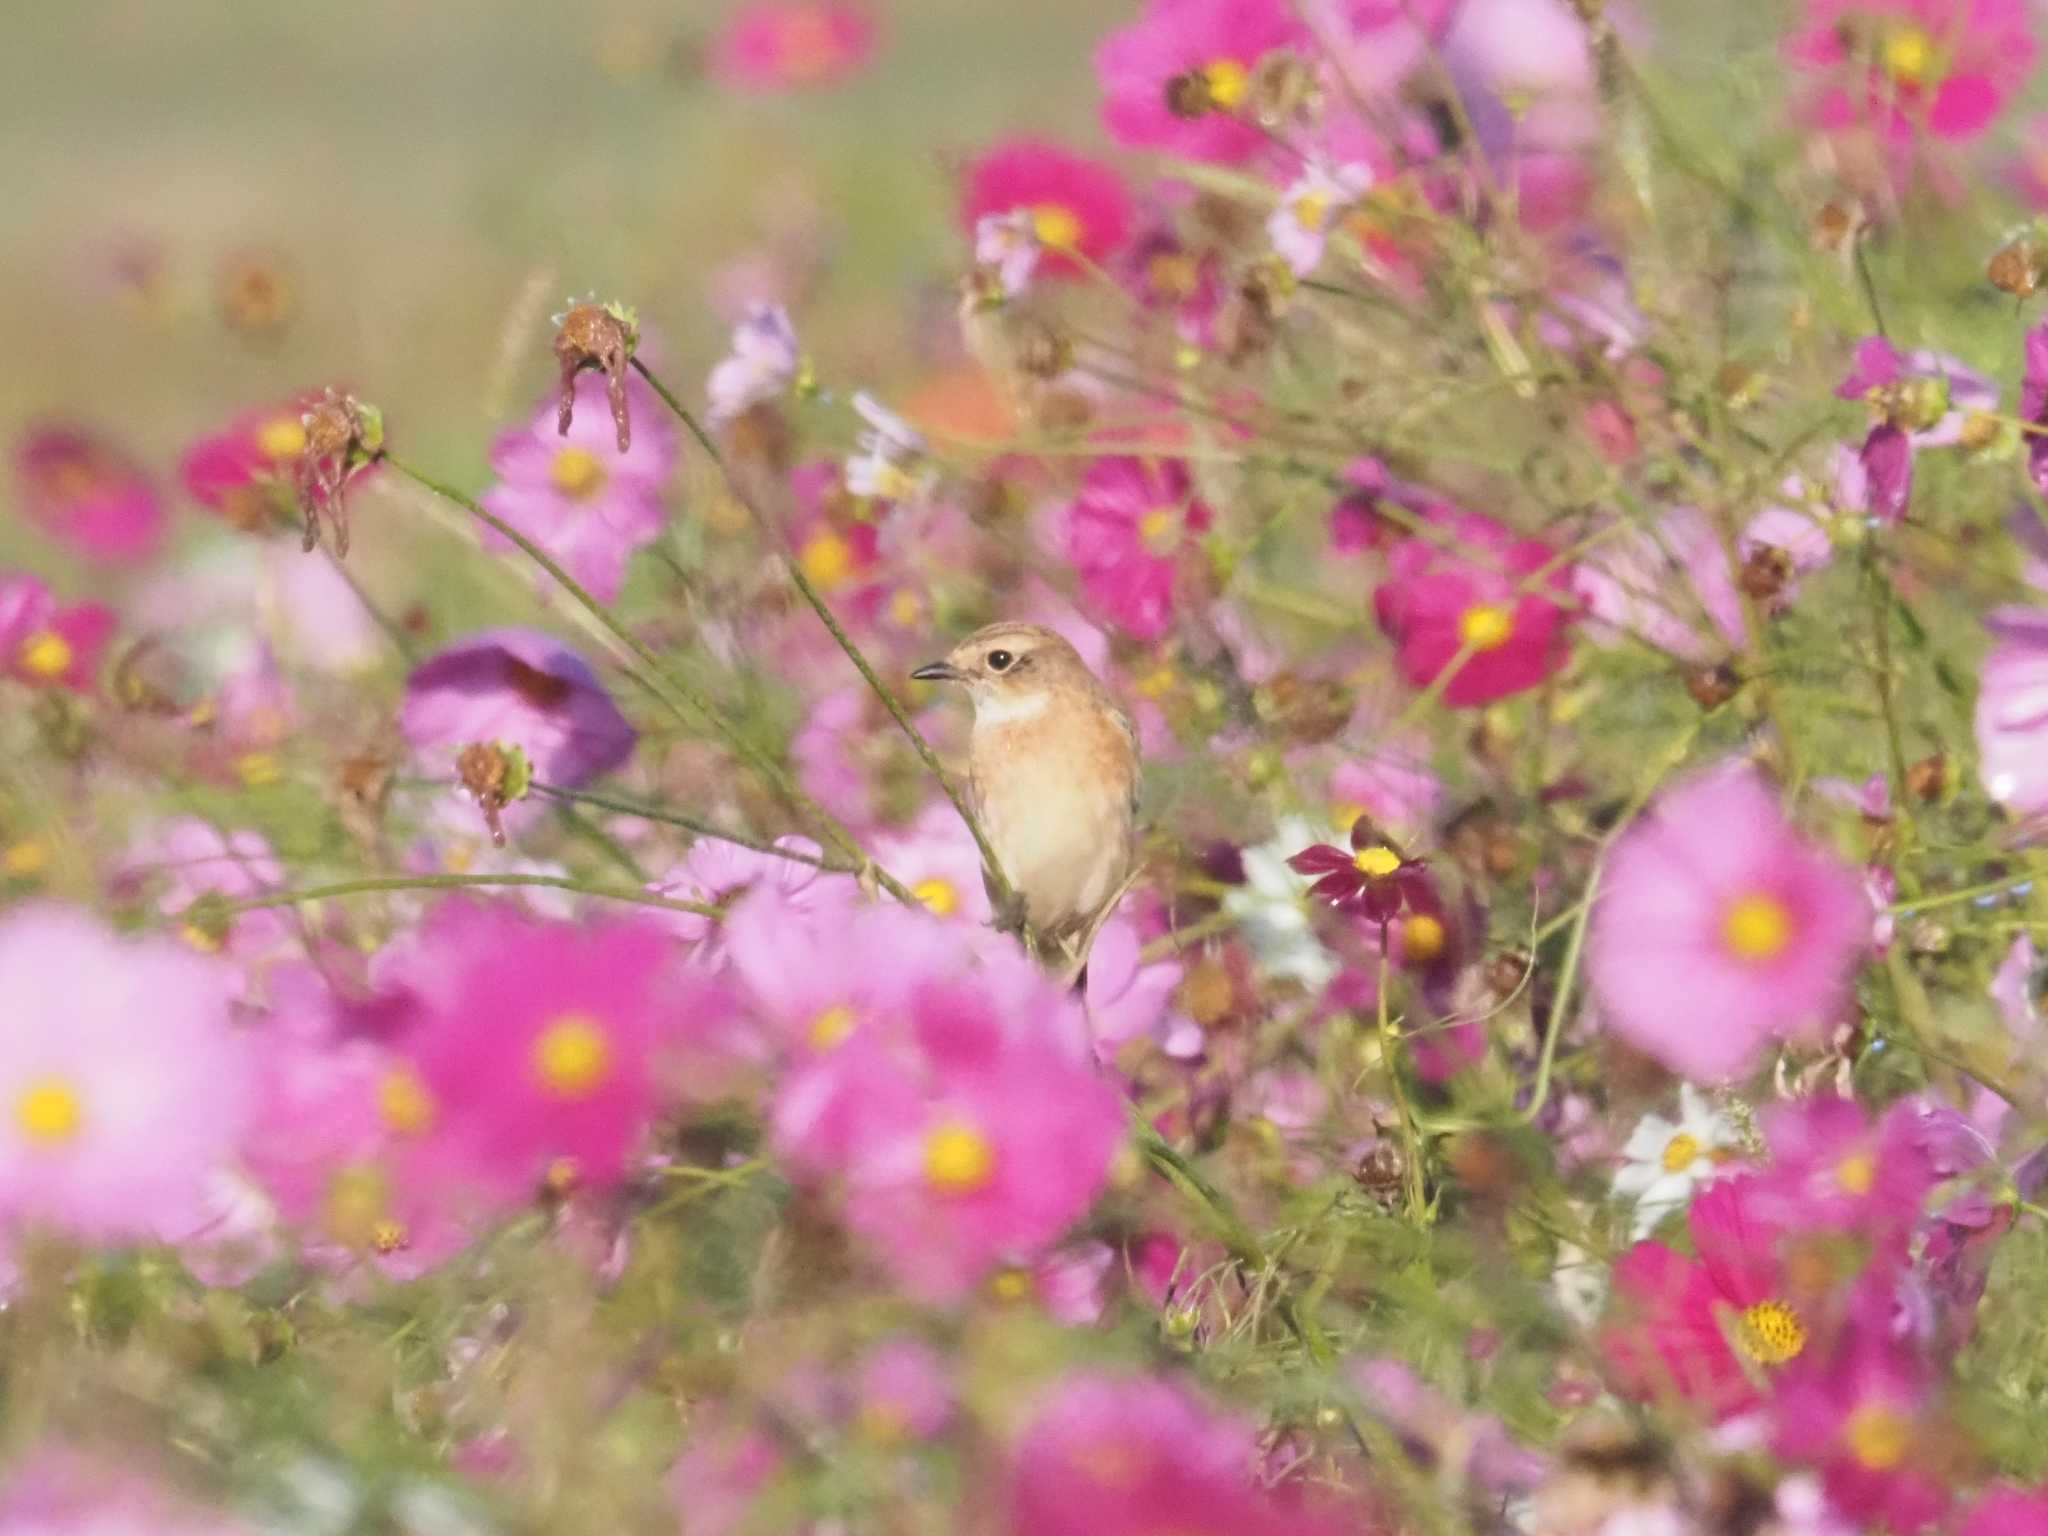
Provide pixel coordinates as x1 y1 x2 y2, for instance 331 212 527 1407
1286 819 1434 925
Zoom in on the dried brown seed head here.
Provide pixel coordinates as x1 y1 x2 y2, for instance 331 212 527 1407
455 740 531 847
551 300 639 452
1737 545 1792 601
292 390 383 557
1684 661 1743 710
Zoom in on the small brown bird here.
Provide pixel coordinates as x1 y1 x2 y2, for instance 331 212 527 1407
912 622 1140 977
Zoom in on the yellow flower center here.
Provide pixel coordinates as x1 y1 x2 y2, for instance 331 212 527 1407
914 878 959 918
18 630 73 679
1138 507 1178 552
1836 1149 1876 1196
799 530 856 592
325 1164 391 1249
1031 203 1083 250
1843 1402 1911 1469
1203 57 1249 109
1353 845 1402 879
888 588 924 628
549 446 607 500
378 1068 435 1136
545 1156 580 1194
1735 1299 1807 1366
371 1218 409 1254
1881 25 1934 87
1135 664 1177 699
16 1078 83 1145
1293 191 1331 232
236 752 283 789
923 1121 996 1196
533 1014 611 1099
809 1004 857 1051
1723 893 1793 962
1402 913 1446 963
257 416 308 461
3 840 49 877
179 921 222 953
1457 603 1515 652
1661 1132 1702 1174
987 1266 1033 1302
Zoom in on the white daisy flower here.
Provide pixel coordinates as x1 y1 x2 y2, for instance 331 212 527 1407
1613 1084 1737 1238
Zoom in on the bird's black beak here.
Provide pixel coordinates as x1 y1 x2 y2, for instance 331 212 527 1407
910 661 963 683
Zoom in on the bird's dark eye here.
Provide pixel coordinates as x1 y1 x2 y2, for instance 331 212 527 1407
986 649 1014 672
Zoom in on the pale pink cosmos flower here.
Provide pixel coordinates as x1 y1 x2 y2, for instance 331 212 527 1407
14 425 165 564
481 369 677 603
1058 456 1212 642
645 834 832 948
976 210 1045 298
1084 914 1201 1061
116 817 292 990
1305 0 1460 96
0 571 114 695
706 303 801 429
793 686 881 827
1974 607 2048 823
844 392 932 504
854 1337 955 1441
710 1 878 91
1095 0 1308 165
1786 0 2037 143
1590 765 1867 1080
871 804 994 926
961 137 1133 281
0 1446 254 1535
1267 161 1375 276
1004 1373 1366 1536
0 905 252 1244
1962 1485 2048 1534
1750 1096 1940 1250
1572 506 1746 662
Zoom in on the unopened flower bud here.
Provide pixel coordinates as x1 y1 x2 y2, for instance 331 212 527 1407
552 298 639 452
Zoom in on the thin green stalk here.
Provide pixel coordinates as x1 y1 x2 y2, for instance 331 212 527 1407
380 451 910 904
1376 942 1429 1223
183 872 721 923
530 781 856 873
630 358 1019 916
1888 868 2041 916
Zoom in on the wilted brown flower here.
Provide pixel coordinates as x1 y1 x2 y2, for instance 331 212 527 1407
1683 661 1743 710
1736 545 1792 601
455 740 531 848
552 300 638 452
294 390 384 557
1906 752 1947 802
1989 236 2045 296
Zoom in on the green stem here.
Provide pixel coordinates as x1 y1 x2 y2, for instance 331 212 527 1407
630 359 1019 915
381 451 910 905
1887 868 2041 916
529 782 856 873
183 872 721 923
1376 941 1429 1224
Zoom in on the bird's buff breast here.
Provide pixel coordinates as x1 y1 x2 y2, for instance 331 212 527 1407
970 699 1135 931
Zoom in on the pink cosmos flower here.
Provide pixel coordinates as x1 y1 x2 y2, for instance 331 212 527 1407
0 572 113 694
1590 765 1866 1080
1095 0 1308 165
706 303 801 429
1268 160 1375 276
1750 1096 1939 1250
0 905 251 1244
14 426 165 564
855 1337 955 1441
116 817 292 987
1767 1291 1950 1532
2021 319 2048 503
2005 112 2048 206
1963 1485 2048 1534
0 1446 253 1535
1572 506 1747 662
1372 509 1573 706
1786 0 2036 143
1974 607 2048 823
871 804 994 926
400 628 637 827
1005 1373 1365 1536
711 1 877 91
1058 456 1212 642
961 138 1133 281
1307 0 1461 96
646 835 832 949
394 899 720 1203
1604 1175 1813 1420
481 369 677 603
178 393 323 530
1084 913 1201 1060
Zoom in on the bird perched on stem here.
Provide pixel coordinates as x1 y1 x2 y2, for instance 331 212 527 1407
912 623 1140 984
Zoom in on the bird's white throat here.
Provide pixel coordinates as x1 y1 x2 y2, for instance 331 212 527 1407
971 688 1052 725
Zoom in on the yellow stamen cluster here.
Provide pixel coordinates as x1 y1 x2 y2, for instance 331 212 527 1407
810 1005 857 1052
1353 845 1402 879
1723 893 1794 962
18 631 73 680
1843 1403 1910 1470
1661 1132 1702 1173
1735 1299 1807 1366
1031 204 1083 250
799 530 856 592
1457 603 1514 652
16 1078 84 1145
533 1015 612 1099
914 878 959 918
923 1122 996 1196
549 446 607 500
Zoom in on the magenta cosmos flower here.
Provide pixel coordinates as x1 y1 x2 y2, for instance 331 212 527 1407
178 392 324 530
1372 508 1573 707
0 572 113 695
0 904 252 1244
1750 1095 1939 1250
1604 1175 1816 1421
14 425 165 564
393 899 727 1203
1058 456 1212 642
1973 607 2048 823
961 138 1134 280
1963 1486 2048 1535
1590 765 1866 1081
1005 1373 1366 1536
401 627 636 789
1095 0 1308 165
711 0 878 90
1786 0 2036 143
481 369 677 603
0 1446 254 1536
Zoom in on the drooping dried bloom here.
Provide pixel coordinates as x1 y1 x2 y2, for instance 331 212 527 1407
552 299 638 452
455 741 533 848
293 389 384 556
